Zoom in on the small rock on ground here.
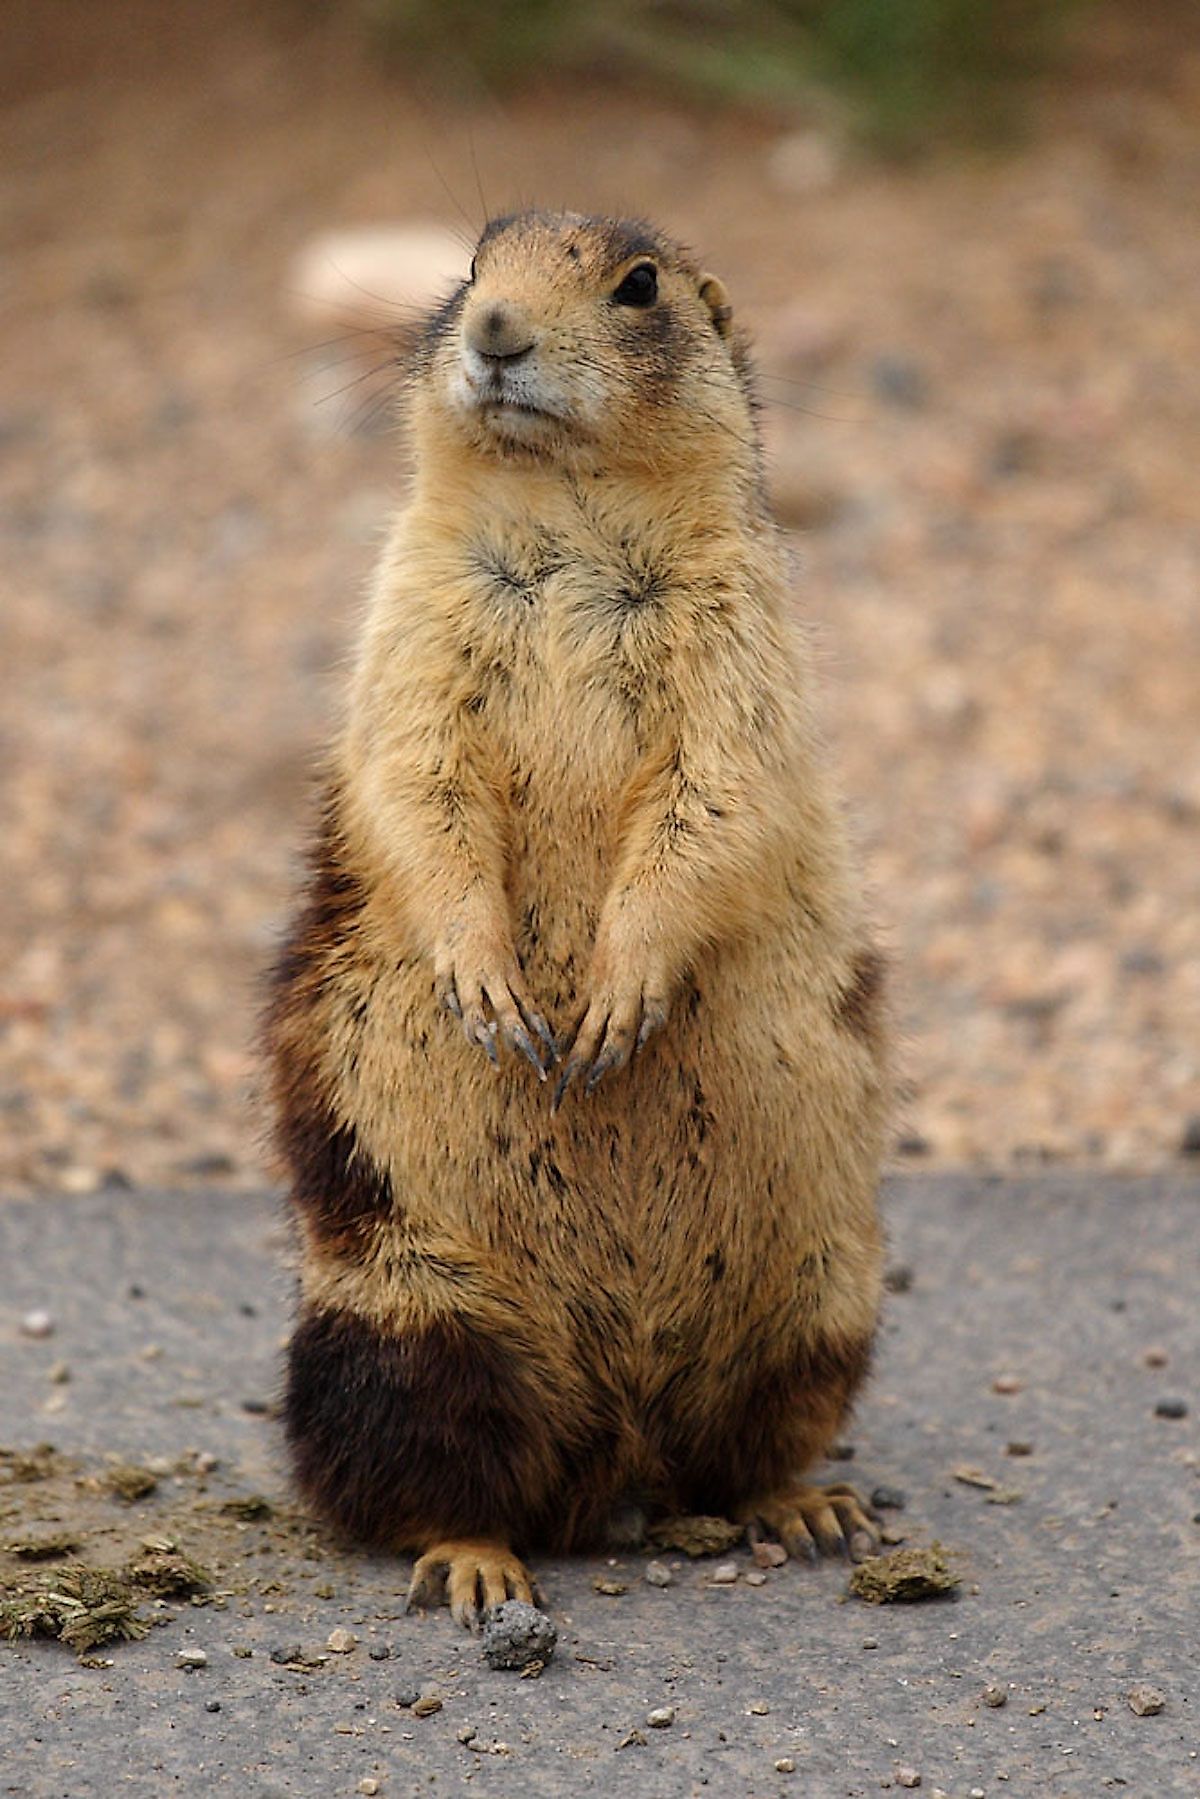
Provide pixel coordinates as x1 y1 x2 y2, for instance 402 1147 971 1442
480 1600 557 1672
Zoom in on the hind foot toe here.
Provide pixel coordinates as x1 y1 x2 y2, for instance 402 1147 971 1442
738 1481 880 1565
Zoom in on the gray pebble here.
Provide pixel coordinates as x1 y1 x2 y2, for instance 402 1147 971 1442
1155 1397 1188 1419
646 1706 675 1728
368 1643 391 1660
644 1560 673 1588
480 1599 557 1672
394 1686 420 1709
709 1561 739 1585
205 1700 221 1713
870 1484 907 1511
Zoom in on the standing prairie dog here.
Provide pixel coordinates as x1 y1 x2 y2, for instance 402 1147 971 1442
266 209 889 1628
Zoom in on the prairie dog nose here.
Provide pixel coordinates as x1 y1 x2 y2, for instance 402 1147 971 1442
465 298 536 361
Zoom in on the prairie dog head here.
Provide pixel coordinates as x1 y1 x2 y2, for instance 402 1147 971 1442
411 210 754 475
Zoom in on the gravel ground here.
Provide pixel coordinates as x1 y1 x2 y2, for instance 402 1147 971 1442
2 0 1199 1197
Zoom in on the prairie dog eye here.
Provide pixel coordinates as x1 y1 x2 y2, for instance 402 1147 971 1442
612 262 658 307
469 256 478 282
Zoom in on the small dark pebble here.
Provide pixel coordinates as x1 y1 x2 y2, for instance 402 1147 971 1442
829 1442 856 1462
870 1485 907 1511
895 1135 930 1158
395 1687 420 1709
127 1284 146 1300
368 1645 391 1661
179 1151 237 1178
870 353 929 410
239 1303 258 1318
271 1646 303 1665
1155 1398 1188 1420
481 1600 557 1672
240 1397 271 1415
205 1701 221 1714
1180 1116 1200 1157
884 1263 915 1293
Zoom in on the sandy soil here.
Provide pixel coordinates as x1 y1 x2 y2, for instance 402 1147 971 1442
2 0 1198 1196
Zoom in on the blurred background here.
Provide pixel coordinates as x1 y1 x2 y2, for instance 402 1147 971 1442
2 0 1198 1199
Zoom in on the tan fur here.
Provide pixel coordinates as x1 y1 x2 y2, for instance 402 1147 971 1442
267 211 889 1618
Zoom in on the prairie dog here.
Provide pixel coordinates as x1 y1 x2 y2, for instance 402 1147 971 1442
266 210 889 1627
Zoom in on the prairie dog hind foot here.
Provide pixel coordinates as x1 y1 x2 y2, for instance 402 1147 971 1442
738 1481 880 1565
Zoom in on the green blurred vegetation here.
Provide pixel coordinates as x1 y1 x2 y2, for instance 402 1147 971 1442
362 0 1090 150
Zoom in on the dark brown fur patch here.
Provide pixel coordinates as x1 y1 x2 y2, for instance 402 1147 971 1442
264 793 393 1252
835 946 887 1043
657 1328 874 1516
276 1084 393 1255
284 1307 559 1549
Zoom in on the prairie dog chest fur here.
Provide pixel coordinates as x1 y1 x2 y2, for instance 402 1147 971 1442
268 209 890 1599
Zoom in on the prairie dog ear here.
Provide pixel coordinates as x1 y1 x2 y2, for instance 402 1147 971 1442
698 272 733 339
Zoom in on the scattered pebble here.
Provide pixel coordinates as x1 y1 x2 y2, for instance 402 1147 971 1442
358 1781 381 1795
1179 1116 1200 1157
394 1687 420 1709
745 1569 768 1587
1141 1346 1169 1368
46 1361 71 1384
952 1464 999 1491
368 1643 391 1660
193 1451 220 1475
774 1758 796 1774
747 1700 769 1715
982 1683 1008 1708
411 1693 443 1718
177 1648 207 1669
326 1628 357 1653
1006 1441 1033 1457
644 1560 673 1587
752 1540 788 1569
896 1766 922 1788
870 1485 907 1511
991 1373 1024 1394
481 1600 557 1672
870 352 929 410
20 1311 55 1340
646 1706 675 1728
861 1637 879 1650
709 1561 739 1585
271 1645 304 1666
829 1442 856 1461
883 1263 915 1292
592 1578 627 1596
205 1700 221 1713
1128 1684 1165 1716
1154 1397 1188 1419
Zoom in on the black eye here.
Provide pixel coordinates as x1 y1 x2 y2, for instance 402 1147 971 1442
469 256 478 283
612 263 658 308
